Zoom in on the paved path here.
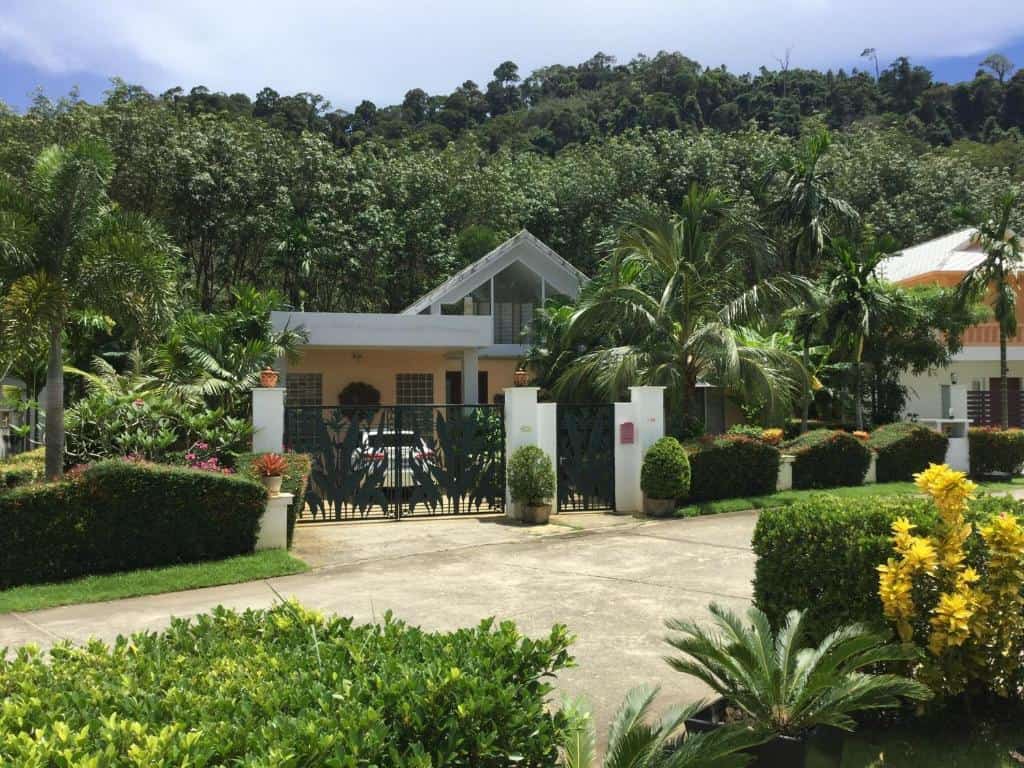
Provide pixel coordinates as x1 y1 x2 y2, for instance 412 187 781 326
0 511 758 737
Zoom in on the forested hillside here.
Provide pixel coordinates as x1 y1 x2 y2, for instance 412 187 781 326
1 50 1022 316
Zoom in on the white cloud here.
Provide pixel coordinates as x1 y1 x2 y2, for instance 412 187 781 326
2 0 1022 108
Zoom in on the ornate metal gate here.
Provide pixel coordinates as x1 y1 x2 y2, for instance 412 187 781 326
556 404 615 512
284 405 505 522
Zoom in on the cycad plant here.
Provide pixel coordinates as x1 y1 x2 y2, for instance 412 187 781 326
562 686 760 768
664 604 931 739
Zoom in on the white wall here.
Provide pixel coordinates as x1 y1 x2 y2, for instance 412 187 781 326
900 360 1024 420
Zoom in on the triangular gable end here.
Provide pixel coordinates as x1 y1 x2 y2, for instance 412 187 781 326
401 230 588 315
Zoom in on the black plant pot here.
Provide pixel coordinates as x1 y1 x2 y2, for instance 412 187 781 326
686 699 843 768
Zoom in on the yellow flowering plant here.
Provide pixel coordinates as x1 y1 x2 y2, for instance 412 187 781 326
877 463 1024 697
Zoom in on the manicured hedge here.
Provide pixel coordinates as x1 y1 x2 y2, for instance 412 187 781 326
868 422 949 482
236 451 311 547
641 436 691 499
783 429 872 489
968 427 1024 476
686 435 780 502
0 447 44 490
0 603 572 766
752 493 1022 642
0 460 266 588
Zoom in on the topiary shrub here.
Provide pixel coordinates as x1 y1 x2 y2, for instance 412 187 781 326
338 381 381 406
0 459 266 588
640 436 691 500
968 427 1024 476
507 445 555 506
868 422 949 482
686 435 780 502
0 602 573 765
782 429 871 489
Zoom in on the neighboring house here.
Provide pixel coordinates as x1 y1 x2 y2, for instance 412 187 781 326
880 228 1024 426
272 231 588 409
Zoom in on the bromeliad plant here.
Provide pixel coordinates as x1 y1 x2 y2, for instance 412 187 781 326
252 453 287 478
664 604 931 739
877 463 1024 697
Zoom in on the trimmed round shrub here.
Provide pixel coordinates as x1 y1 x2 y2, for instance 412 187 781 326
782 428 872 489
507 445 555 505
868 422 949 482
338 380 381 406
686 435 780 502
0 603 573 765
641 436 691 500
968 427 1024 476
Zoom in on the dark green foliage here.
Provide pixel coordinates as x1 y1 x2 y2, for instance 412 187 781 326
0 602 574 766
968 427 1024 476
869 422 949 482
0 448 44 490
337 380 381 406
753 495 939 641
686 436 781 502
236 451 311 547
507 445 555 505
0 460 266 588
783 429 872 489
640 436 691 500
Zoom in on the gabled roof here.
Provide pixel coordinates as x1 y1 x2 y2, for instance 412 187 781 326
401 230 589 315
878 228 982 283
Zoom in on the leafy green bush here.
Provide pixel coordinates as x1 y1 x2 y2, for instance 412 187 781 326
726 424 764 440
751 493 1022 642
640 437 691 499
968 427 1024 476
686 436 780 502
0 459 266 588
783 429 871 489
0 447 44 490
0 602 573 766
753 495 939 641
507 445 555 505
236 451 311 547
868 422 949 482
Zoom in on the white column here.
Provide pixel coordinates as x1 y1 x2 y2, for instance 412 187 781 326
776 455 794 491
503 387 557 519
614 386 666 515
865 453 877 484
948 385 968 419
256 493 291 550
252 387 286 453
463 348 480 404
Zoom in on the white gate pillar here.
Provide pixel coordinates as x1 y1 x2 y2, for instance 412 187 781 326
614 386 666 515
462 349 480 404
504 387 557 520
252 387 286 453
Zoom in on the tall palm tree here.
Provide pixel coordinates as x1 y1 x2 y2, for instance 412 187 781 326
0 141 179 479
556 185 812 426
820 235 900 429
955 191 1023 429
767 129 860 276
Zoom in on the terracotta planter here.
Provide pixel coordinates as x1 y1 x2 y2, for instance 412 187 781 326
643 495 676 518
260 367 279 387
260 475 284 496
686 699 843 768
513 368 530 387
521 503 551 524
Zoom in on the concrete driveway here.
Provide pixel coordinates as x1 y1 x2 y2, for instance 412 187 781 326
0 511 758 738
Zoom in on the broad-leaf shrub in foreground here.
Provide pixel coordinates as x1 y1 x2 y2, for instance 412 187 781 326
878 464 1024 697
0 603 573 767
0 459 266 588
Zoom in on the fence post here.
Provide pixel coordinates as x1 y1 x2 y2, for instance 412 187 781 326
614 386 665 515
252 387 286 453
504 387 557 520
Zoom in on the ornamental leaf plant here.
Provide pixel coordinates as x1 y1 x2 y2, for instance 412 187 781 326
877 463 1024 697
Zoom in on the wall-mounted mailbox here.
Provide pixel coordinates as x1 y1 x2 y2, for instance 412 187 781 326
620 421 635 444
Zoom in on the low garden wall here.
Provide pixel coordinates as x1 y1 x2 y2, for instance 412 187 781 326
0 459 267 589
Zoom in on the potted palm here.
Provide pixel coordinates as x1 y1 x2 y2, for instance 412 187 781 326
252 452 287 495
641 437 690 517
665 604 932 767
507 445 555 524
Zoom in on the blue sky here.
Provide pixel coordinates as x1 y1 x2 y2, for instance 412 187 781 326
1 1 1022 111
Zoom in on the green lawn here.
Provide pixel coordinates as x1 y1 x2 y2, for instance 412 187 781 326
830 718 1024 767
0 550 309 613
676 477 1024 518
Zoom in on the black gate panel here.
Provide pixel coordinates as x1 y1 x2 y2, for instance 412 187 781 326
556 404 615 512
284 405 505 522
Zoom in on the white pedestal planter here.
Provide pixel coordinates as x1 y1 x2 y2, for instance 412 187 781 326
256 492 292 551
776 455 795 491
